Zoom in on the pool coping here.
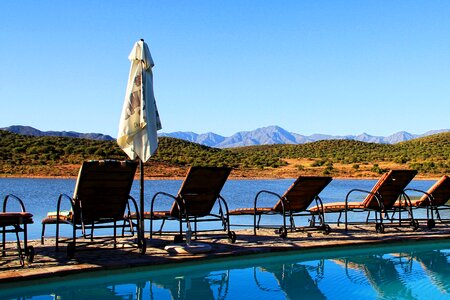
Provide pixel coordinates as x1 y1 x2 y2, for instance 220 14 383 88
1 224 450 287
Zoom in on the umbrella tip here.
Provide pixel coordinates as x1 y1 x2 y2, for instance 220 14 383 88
140 38 144 42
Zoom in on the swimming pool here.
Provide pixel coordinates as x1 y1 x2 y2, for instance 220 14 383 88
1 240 449 299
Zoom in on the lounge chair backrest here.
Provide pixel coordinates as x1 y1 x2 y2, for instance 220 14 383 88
272 176 332 213
362 169 418 209
417 175 450 207
72 160 137 223
170 166 231 217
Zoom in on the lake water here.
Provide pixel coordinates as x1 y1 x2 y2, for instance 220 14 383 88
0 178 441 240
1 240 449 299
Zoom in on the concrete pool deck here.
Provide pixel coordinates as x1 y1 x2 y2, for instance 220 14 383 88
1 223 450 285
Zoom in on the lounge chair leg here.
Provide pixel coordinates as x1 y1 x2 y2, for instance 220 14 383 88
15 227 24 266
427 219 436 229
317 212 324 227
71 224 76 256
366 211 371 224
289 214 295 231
194 219 198 240
56 221 60 252
150 218 153 239
227 231 236 243
41 224 46 245
278 226 287 238
23 223 28 252
114 222 117 249
345 209 348 231
375 223 385 233
437 209 442 221
128 219 134 235
2 226 6 256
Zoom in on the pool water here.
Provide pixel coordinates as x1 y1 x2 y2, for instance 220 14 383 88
1 241 449 299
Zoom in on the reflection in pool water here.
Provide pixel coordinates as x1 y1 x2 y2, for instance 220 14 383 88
1 242 449 299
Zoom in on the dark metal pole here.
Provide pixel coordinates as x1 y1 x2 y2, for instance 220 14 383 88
139 159 145 241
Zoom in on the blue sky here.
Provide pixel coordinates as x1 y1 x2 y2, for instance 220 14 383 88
1 1 449 137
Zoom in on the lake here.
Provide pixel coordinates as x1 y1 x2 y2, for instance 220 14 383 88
0 178 440 240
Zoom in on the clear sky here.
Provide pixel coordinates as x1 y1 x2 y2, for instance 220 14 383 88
1 1 449 138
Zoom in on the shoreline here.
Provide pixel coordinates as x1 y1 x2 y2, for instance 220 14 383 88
0 174 443 181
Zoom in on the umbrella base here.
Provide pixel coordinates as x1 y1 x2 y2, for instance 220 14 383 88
164 243 212 255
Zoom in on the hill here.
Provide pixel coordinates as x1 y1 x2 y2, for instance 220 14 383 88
1 125 114 141
0 130 448 178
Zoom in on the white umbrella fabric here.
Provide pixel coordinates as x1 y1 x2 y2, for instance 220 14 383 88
117 39 162 247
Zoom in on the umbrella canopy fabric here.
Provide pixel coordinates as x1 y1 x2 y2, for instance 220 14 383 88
117 39 162 162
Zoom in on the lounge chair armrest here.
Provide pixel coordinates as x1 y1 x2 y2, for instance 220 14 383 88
217 195 230 215
313 195 325 213
254 190 283 212
345 189 383 211
126 195 140 216
150 191 180 215
3 194 27 212
404 188 434 206
56 194 75 214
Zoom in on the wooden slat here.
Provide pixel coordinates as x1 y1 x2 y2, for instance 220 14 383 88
362 170 417 209
71 160 137 223
272 176 332 212
417 175 450 206
169 167 231 217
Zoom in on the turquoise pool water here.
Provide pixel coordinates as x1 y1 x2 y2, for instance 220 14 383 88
1 241 449 299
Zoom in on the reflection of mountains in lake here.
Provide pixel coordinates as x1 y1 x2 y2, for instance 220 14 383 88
3 243 449 299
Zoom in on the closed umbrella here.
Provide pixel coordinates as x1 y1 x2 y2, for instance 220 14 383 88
117 39 162 250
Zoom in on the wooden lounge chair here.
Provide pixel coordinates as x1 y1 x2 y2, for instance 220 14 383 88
309 170 418 232
41 160 144 257
0 194 34 266
228 176 332 238
147 166 236 243
393 175 450 229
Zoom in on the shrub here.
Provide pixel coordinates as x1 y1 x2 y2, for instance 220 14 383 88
370 164 384 174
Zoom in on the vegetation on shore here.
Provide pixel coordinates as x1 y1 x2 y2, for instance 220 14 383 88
0 130 449 178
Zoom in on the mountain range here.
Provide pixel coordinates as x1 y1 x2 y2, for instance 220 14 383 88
2 125 448 148
1 125 114 141
160 126 449 148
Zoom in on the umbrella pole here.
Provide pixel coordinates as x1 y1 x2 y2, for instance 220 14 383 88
139 159 145 243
